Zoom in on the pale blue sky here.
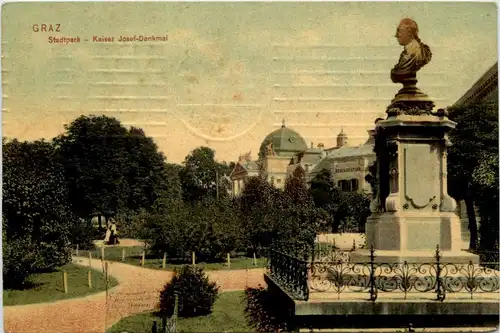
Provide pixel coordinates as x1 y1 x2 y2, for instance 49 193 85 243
1 2 497 163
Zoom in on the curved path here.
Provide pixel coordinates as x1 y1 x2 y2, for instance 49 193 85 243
4 257 265 333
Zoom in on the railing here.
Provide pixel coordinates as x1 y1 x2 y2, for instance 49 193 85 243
267 243 310 300
267 243 500 302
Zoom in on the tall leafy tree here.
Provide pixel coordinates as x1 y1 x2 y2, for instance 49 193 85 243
280 167 324 251
448 102 498 250
125 127 179 211
238 176 282 253
3 139 75 287
55 116 176 224
54 115 129 221
180 147 231 204
309 169 343 232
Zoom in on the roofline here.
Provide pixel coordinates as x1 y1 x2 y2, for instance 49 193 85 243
453 62 498 108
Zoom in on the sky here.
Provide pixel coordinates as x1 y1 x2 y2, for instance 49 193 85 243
1 2 497 164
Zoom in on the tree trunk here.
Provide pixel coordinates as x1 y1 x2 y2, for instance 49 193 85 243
464 190 478 250
98 215 102 230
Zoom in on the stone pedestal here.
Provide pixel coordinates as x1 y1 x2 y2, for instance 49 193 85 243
352 91 479 264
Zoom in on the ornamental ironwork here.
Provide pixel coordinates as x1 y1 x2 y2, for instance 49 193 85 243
267 242 500 302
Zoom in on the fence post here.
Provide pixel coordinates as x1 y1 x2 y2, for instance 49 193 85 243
253 252 257 266
435 244 445 301
122 248 125 262
105 262 109 295
88 270 92 288
62 271 68 293
101 245 105 260
141 251 145 266
369 243 377 302
76 244 79 256
192 251 196 266
227 253 231 268
162 252 167 269
88 251 92 269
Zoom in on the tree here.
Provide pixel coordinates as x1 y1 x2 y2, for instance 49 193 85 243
54 115 130 221
336 191 371 233
279 167 323 251
309 169 343 232
124 127 176 212
3 139 75 287
145 194 243 262
55 116 175 224
238 176 281 253
187 196 244 261
180 147 231 205
448 102 498 250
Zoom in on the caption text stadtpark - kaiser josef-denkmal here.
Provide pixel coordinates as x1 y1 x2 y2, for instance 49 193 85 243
48 34 169 44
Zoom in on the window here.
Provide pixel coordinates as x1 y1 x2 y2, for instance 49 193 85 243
351 179 359 192
338 180 350 191
338 179 358 192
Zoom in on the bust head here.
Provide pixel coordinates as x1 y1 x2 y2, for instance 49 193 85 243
395 18 419 46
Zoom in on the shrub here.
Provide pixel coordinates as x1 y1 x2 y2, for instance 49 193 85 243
244 286 289 332
3 236 35 289
159 265 219 318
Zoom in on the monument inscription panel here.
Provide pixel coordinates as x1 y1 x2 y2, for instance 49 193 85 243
403 144 440 209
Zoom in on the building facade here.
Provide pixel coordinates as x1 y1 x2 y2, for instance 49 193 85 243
229 120 376 195
309 129 376 193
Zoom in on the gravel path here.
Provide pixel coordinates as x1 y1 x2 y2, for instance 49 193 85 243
3 256 266 333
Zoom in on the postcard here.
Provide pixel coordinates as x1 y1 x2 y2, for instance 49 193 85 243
2 2 498 333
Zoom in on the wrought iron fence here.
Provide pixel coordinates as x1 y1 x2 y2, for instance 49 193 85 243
267 242 310 300
267 243 500 302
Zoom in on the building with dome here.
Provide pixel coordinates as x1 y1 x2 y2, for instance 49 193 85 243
230 120 324 194
229 119 376 195
259 120 324 188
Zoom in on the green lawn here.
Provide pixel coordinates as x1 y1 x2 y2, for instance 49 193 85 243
106 291 253 333
4 263 118 306
76 246 268 271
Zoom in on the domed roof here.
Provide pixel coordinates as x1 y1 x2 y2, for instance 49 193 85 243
259 120 308 157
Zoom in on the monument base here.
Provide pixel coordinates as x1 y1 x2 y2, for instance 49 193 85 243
365 211 465 251
350 248 479 264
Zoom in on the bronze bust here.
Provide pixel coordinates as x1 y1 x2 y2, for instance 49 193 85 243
391 18 432 85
